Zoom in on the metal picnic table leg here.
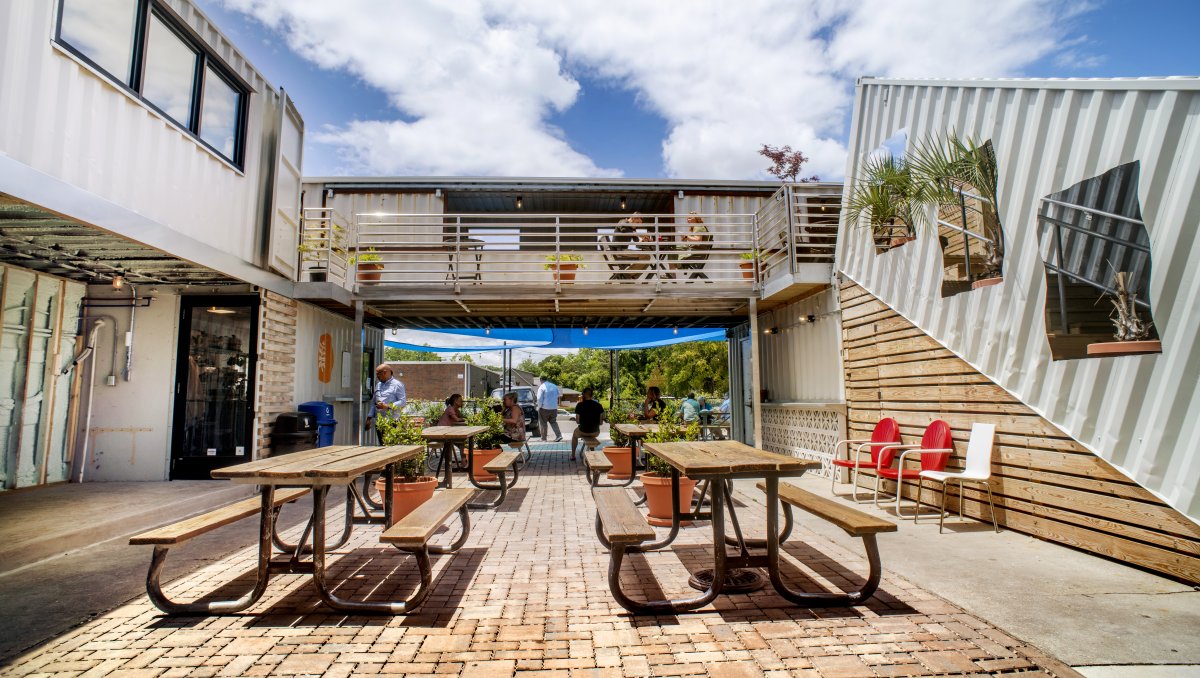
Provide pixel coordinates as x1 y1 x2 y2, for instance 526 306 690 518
272 484 355 554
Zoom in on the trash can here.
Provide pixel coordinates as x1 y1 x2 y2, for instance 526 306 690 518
272 412 318 456
298 401 337 447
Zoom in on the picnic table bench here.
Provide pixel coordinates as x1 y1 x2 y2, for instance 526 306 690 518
583 450 613 486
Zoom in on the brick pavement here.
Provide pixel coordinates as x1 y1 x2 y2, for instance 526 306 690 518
1 446 1081 677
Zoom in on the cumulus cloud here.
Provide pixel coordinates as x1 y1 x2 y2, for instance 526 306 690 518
217 0 1095 179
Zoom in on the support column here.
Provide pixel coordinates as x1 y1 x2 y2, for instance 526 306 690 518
351 301 364 446
748 297 762 447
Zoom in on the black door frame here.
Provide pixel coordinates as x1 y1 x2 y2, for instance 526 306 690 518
170 294 260 480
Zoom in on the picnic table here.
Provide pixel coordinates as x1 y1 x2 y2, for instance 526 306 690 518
612 422 659 468
598 440 821 614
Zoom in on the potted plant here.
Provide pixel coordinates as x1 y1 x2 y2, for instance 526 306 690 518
297 242 328 282
738 250 759 279
353 248 384 283
845 154 931 252
544 253 585 282
465 398 505 481
604 410 640 480
639 412 702 526
1087 271 1161 357
373 408 434 523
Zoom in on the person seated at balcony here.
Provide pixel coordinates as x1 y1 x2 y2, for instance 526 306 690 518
607 213 652 279
673 212 711 278
640 385 666 422
436 393 466 464
569 387 605 460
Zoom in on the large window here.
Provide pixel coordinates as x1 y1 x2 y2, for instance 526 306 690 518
55 0 248 167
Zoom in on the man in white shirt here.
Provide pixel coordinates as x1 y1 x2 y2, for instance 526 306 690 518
535 375 563 442
367 364 406 442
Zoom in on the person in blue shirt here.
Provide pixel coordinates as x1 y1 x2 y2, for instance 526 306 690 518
681 393 701 423
368 364 406 442
535 375 563 442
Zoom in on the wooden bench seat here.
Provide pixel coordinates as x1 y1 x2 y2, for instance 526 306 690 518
584 450 613 486
129 488 310 545
756 481 897 536
593 487 655 545
483 450 520 474
756 480 895 606
381 488 474 548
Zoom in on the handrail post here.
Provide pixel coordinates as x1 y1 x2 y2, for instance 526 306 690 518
554 216 561 293
958 190 973 282
785 185 797 277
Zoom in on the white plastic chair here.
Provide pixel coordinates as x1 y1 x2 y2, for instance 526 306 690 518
916 422 1000 532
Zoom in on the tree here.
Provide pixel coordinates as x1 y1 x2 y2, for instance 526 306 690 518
759 144 819 183
384 347 441 362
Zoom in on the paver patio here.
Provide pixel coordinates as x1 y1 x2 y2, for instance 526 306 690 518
1 447 1080 677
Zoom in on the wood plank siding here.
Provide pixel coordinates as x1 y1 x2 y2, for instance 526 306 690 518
253 290 298 458
840 279 1200 583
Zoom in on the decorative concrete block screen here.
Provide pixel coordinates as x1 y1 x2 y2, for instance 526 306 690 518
760 405 845 479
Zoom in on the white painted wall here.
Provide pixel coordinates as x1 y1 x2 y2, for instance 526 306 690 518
293 302 358 445
80 288 179 482
757 288 844 403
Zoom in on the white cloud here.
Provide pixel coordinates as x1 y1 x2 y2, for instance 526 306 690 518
218 0 1094 180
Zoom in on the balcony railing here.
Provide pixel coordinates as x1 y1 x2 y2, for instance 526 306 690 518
755 185 840 287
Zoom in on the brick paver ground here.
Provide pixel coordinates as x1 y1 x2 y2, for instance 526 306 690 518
1 446 1080 677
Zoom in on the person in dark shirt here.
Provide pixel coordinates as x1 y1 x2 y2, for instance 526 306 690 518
570 387 605 460
641 385 665 422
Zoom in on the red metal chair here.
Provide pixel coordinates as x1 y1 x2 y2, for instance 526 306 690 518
831 417 901 502
873 419 954 514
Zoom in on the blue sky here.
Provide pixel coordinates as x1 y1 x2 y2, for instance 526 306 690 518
198 1 1198 181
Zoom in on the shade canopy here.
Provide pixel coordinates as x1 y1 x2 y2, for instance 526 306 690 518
384 327 726 353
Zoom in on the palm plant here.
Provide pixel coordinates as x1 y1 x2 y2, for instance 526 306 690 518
845 154 932 247
907 133 1004 278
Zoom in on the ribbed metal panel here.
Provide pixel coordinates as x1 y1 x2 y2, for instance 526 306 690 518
757 288 844 403
293 302 357 445
0 0 276 268
838 77 1200 521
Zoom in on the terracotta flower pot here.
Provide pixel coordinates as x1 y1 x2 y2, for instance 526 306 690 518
1086 340 1162 357
356 262 384 283
603 447 633 480
471 448 503 482
739 261 755 279
640 473 697 527
552 263 578 283
374 476 437 524
889 235 915 248
970 276 1003 290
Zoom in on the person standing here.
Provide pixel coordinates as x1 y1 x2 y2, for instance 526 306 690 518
368 364 406 443
570 387 605 460
536 375 563 442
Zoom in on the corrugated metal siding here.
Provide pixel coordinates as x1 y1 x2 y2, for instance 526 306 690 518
838 78 1200 521
293 302 357 445
301 187 446 220
0 0 274 266
757 288 844 403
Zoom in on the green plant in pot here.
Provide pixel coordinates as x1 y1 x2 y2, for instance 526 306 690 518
544 253 585 282
604 410 641 481
352 248 384 284
374 407 434 523
465 397 505 481
845 154 932 252
738 249 759 280
640 405 700 526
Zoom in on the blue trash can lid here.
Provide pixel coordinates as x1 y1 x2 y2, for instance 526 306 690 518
298 401 336 423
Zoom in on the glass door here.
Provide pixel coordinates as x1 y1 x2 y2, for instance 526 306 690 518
171 295 259 480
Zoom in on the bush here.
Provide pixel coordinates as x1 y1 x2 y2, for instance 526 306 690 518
375 406 427 480
465 397 504 449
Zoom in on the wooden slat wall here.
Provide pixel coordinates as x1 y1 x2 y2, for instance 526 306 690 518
254 291 298 458
840 279 1200 583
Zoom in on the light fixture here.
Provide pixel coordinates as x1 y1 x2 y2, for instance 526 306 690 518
485 326 491 336
619 196 626 210
804 314 816 323
391 328 398 336
678 190 685 199
673 326 678 335
763 326 778 335
434 188 442 198
583 326 589 336
111 268 125 289
207 306 236 315
515 195 523 210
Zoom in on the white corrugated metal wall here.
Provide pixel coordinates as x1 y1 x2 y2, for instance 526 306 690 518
838 77 1200 521
757 289 844 403
0 0 277 267
293 302 358 445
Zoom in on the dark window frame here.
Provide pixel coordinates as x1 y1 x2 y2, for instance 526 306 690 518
54 0 250 168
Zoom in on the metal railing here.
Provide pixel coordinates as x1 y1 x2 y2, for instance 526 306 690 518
756 186 840 284
299 207 352 284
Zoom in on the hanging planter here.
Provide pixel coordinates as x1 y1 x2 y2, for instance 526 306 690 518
1086 340 1161 357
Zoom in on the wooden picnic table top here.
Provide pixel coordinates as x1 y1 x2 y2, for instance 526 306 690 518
643 440 819 477
612 423 659 436
212 445 423 485
421 425 489 441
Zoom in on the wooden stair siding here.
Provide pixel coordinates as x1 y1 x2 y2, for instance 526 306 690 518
839 279 1200 583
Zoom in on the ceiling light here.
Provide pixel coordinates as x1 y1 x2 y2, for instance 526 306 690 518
673 326 678 335
515 195 523 210
485 326 491 335
764 326 778 335
619 196 626 210
583 326 589 336
207 306 235 315
111 268 125 289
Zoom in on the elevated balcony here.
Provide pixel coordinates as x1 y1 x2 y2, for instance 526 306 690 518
294 183 840 326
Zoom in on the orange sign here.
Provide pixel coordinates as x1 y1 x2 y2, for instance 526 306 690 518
317 333 334 383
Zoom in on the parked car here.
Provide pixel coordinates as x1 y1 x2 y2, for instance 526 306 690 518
490 386 539 432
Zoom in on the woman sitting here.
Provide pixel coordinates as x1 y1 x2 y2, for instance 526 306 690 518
436 394 466 464
640 385 666 422
499 392 527 446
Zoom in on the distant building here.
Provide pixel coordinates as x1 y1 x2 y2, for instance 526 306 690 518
387 361 502 402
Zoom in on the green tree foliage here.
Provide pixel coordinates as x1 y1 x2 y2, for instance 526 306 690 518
384 347 441 362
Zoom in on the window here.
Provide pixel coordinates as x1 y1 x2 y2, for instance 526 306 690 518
55 0 249 167
930 139 1004 297
1036 162 1160 360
